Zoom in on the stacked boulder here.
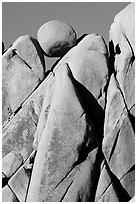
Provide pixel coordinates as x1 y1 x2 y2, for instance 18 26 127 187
2 3 135 202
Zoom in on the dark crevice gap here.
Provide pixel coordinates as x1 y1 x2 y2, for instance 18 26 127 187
106 162 131 202
64 63 105 201
125 164 135 174
114 74 135 133
123 33 135 61
24 151 37 202
51 57 61 72
76 34 88 45
24 170 34 202
53 167 75 191
128 112 135 133
31 38 46 75
120 164 135 181
103 40 116 112
108 129 121 162
7 184 20 202
60 181 73 202
91 148 105 201
2 172 9 188
67 63 104 145
51 34 88 73
109 37 135 134
3 76 47 131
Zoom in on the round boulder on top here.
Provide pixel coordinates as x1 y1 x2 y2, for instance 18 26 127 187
37 20 77 57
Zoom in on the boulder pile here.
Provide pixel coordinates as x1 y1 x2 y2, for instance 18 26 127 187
2 3 135 202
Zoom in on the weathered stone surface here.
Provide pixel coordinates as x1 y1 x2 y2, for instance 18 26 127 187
37 20 77 57
33 73 55 149
23 71 53 119
109 114 134 179
95 163 112 201
2 48 41 122
8 166 30 202
12 35 46 80
2 185 19 202
2 102 36 161
55 33 108 102
103 74 135 180
121 168 135 198
2 152 23 178
110 3 135 52
2 3 135 202
129 196 135 202
109 3 135 111
62 148 98 202
98 184 119 202
103 74 125 160
2 72 53 161
27 63 98 201
33 34 108 149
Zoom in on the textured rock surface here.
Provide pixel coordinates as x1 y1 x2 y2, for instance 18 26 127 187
2 152 23 178
2 185 19 202
109 2 135 112
27 64 98 201
2 35 46 124
55 33 108 102
34 33 108 149
8 166 30 202
12 35 46 80
110 3 135 52
2 49 40 123
2 102 37 161
2 3 135 202
2 71 53 161
37 20 77 57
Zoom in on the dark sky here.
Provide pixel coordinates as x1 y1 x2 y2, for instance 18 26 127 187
2 2 130 69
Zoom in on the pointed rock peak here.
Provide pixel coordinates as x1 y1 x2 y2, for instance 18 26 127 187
12 35 31 47
77 33 107 54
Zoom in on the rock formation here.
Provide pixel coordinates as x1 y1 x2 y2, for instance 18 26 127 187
2 3 135 202
37 20 77 57
2 35 46 124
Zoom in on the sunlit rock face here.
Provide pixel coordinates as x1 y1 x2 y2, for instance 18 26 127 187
2 3 135 202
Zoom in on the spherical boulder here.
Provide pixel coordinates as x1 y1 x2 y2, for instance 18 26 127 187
37 20 77 57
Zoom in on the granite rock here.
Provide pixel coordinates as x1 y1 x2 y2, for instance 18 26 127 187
37 20 77 57
27 63 98 201
12 35 46 80
2 185 19 202
2 152 23 178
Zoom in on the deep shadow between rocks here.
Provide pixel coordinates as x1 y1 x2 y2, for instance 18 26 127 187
65 64 105 201
72 77 105 144
75 34 88 45
106 161 131 202
128 112 135 134
31 38 46 76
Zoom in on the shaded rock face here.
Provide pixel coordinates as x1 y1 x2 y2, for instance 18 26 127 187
33 33 108 149
2 3 135 202
95 3 135 202
37 20 77 57
2 35 46 124
27 64 99 202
